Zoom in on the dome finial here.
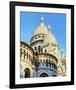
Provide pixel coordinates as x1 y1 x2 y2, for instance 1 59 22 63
48 24 51 32
40 17 44 25
61 49 63 53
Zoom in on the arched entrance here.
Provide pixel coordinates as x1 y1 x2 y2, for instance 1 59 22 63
24 68 30 78
52 74 57 76
40 73 49 77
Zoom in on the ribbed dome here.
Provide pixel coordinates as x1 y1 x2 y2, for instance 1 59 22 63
33 25 48 36
32 17 57 45
33 17 48 36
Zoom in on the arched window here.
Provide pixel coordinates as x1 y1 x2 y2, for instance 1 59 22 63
53 74 56 76
29 55 30 60
26 52 28 60
38 45 43 52
40 73 48 77
34 46 37 51
46 60 48 67
24 68 30 78
23 50 25 59
45 49 46 53
35 36 37 39
38 45 41 53
42 35 45 38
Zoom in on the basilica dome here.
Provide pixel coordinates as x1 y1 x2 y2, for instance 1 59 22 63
32 17 57 44
33 25 48 36
33 17 49 36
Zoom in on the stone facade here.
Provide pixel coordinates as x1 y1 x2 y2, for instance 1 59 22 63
20 17 66 78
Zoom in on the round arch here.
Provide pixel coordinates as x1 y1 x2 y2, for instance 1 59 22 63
39 73 49 77
24 68 30 78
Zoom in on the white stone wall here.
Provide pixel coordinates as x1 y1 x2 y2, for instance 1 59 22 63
20 42 35 78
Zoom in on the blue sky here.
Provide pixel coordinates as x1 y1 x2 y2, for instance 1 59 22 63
20 11 66 54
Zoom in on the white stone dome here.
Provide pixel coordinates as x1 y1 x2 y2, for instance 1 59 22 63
32 17 57 45
33 17 49 36
33 25 48 36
